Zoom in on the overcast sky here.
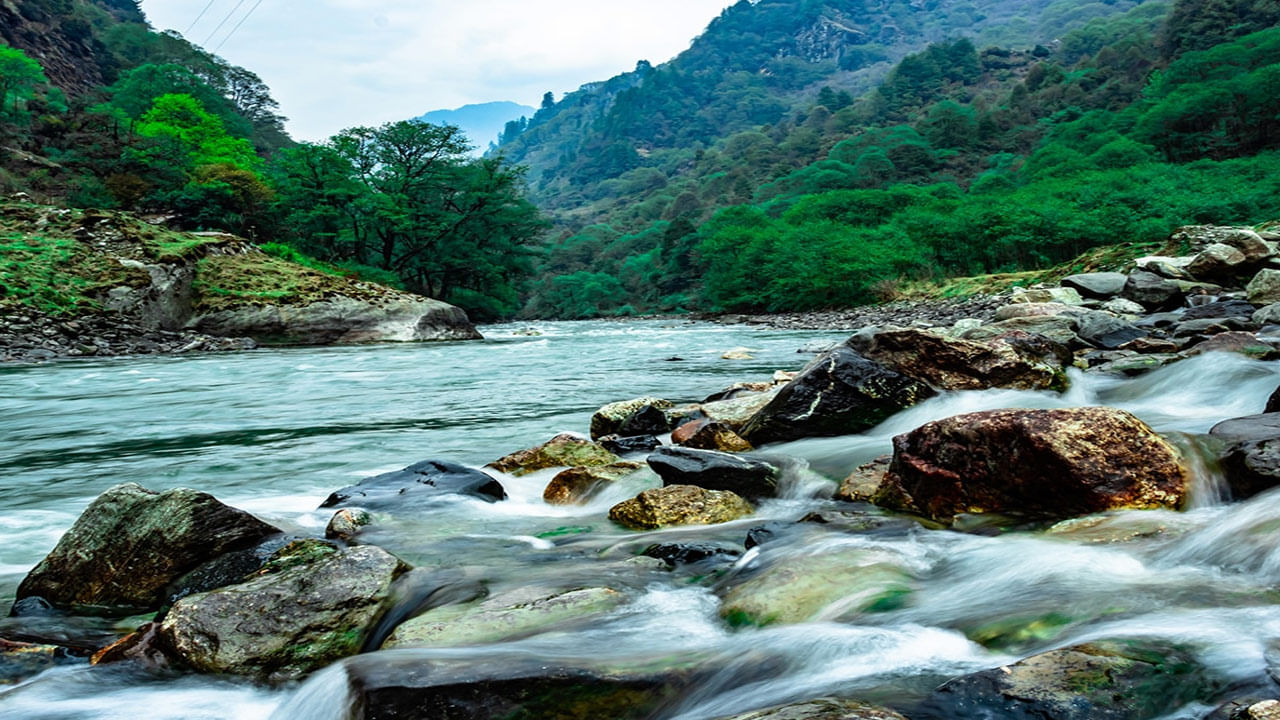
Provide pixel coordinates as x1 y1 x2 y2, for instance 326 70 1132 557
138 1 737 141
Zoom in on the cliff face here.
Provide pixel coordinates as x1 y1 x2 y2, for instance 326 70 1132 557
0 0 135 95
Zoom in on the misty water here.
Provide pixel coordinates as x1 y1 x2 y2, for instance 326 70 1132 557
2 319 1280 719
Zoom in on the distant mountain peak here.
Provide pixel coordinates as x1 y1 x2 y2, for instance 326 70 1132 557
414 101 536 155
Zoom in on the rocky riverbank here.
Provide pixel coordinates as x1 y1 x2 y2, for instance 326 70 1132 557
8 222 1280 719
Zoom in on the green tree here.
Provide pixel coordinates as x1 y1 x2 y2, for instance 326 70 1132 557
0 45 48 115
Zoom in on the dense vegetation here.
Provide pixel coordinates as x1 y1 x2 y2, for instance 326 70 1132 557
516 0 1280 317
0 0 545 320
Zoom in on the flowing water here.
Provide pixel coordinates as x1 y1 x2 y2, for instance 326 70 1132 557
1 319 1279 719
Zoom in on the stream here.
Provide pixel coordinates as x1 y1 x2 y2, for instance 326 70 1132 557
1 319 1279 719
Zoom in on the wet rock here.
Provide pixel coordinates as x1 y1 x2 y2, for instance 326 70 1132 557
1062 272 1128 300
609 485 753 530
741 347 934 445
1182 332 1280 360
1118 337 1181 354
617 405 675 437
1123 270 1185 311
678 421 754 453
488 433 620 476
647 446 781 500
864 329 1067 391
1174 317 1255 337
0 638 84 685
722 347 755 360
1268 388 1280 413
835 456 890 503
1254 303 1280 326
1249 270 1280 306
700 389 783 431
382 587 625 649
1210 414 1280 499
873 407 1188 523
710 698 908 720
326 508 374 542
157 541 408 680
321 459 506 510
543 462 643 505
917 639 1217 720
162 535 297 606
599 434 663 455
642 542 742 567
591 397 673 440
799 511 918 536
719 550 912 627
1093 353 1182 376
14 483 279 614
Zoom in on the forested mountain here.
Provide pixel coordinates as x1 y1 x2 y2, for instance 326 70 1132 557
505 0 1280 318
417 101 536 155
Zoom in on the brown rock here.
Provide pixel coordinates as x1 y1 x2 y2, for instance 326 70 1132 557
671 419 706 445
488 433 620 476
1182 332 1280 360
866 328 1068 391
710 698 908 720
873 407 1187 522
836 456 890 503
608 485 753 530
542 462 643 505
681 422 753 452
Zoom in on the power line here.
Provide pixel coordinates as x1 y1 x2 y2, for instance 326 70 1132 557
184 0 219 35
213 0 266 53
202 0 247 47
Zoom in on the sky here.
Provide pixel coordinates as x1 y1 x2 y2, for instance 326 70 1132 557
138 0 739 142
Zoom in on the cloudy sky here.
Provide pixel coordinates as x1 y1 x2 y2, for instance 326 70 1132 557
138 0 737 141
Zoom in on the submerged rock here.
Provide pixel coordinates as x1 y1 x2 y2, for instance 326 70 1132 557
543 462 643 505
647 446 782 500
864 328 1067 391
14 483 279 614
710 698 908 720
741 347 934 445
488 433 621 476
718 550 912 627
0 638 84 685
642 542 742 567
609 485 754 530
321 459 506 510
917 639 1217 720
382 587 625 649
873 407 1187 523
158 541 408 679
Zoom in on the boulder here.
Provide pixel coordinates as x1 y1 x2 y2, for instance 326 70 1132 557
0 639 84 685
321 459 506 510
647 446 782 500
1184 299 1259 321
741 347 934 445
609 485 753 530
917 639 1217 720
1187 243 1249 283
1094 353 1182 376
326 508 374 541
590 397 673 440
719 550 912 627
1065 309 1147 350
1182 332 1280 360
994 302 1073 320
1174 225 1273 262
1209 414 1280 499
699 389 783 431
382 587 625 649
864 329 1067 391
835 456 891 503
157 541 408 679
542 462 643 505
1010 287 1084 305
190 294 482 345
642 542 742 567
14 483 279 613
961 315 1081 348
1123 270 1185 311
598 434 663 455
1135 255 1195 280
709 698 908 720
1061 272 1129 300
873 407 1187 522
1249 270 1280 306
616 405 674 437
1102 297 1147 315
676 421 753 452
1118 337 1180 354
1254 303 1280 326
488 433 620 476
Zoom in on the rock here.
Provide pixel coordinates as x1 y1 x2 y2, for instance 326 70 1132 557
1182 331 1280 360
722 347 755 360
321 459 506 510
488 433 620 476
191 294 481 345
835 456 890 503
719 550 912 627
647 446 782 500
1254 303 1280 326
590 397 674 440
873 407 1187 523
326 508 374 541
599 434 662 455
961 315 1081 347
917 639 1217 720
994 302 1073 320
542 462 643 505
1102 297 1147 315
741 348 934 445
1249 270 1280 306
1174 317 1255 337
1065 309 1147 350
699 389 784 431
14 483 280 614
609 485 753 530
1136 255 1195 279
1094 353 1182 376
0 638 84 685
1188 243 1250 283
1011 287 1084 305
642 542 742 567
1062 272 1129 300
1184 299 1259 320
1118 337 1180 354
1210 414 1280 499
382 587 625 649
162 535 297 606
1269 388 1280 413
1123 270 1185 311
710 698 908 720
616 405 674 437
157 541 408 679
864 328 1067 391
678 421 754 452
1175 225 1274 262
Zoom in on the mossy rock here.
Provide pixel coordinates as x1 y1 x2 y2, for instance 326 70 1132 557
719 550 914 627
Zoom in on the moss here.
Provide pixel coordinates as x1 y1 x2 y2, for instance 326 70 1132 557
191 254 377 312
501 682 669 720
0 233 139 314
256 539 338 576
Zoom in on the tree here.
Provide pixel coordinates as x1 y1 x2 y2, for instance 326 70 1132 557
0 46 48 115
541 91 556 110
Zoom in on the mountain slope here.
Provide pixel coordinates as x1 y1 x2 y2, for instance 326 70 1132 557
417 101 536 154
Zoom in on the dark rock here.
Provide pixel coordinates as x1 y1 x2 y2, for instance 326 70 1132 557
1135 311 1185 329
1123 270 1185 311
1067 309 1147 350
710 698 908 720
1183 299 1260 321
745 525 783 549
1174 317 1256 337
0 638 85 685
599 434 663 455
799 511 917 536
1210 413 1280 499
1182 332 1280 360
591 397 673 440
642 542 742 567
8 597 56 617
916 639 1218 720
609 485 753 530
1267 387 1280 414
321 460 506 510
1061 272 1128 300
162 535 295 607
14 483 280 614
488 434 620 476
647 446 782 500
874 407 1188 523
864 328 1067 391
617 405 674 437
742 347 935 445
1118 337 1181 354
157 541 409 680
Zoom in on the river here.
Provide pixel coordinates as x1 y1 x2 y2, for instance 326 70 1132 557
1 319 1279 718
